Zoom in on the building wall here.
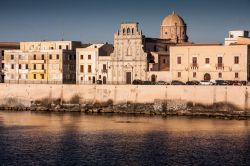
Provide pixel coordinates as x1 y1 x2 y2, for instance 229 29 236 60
109 23 148 84
0 50 3 82
4 41 77 84
76 44 112 84
170 45 249 82
0 84 249 110
97 56 110 84
147 71 171 82
0 42 20 82
76 47 99 84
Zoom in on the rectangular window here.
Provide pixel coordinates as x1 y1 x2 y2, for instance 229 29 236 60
34 54 36 60
177 57 181 64
218 72 222 78
103 64 107 70
11 64 14 69
193 72 196 78
34 64 36 70
178 72 181 78
88 76 91 81
80 55 84 60
42 64 44 70
81 77 83 81
59 45 62 49
26 64 28 69
41 74 44 79
88 65 92 73
234 56 239 64
57 54 59 59
34 74 36 79
163 59 166 64
235 72 239 78
11 55 14 60
49 54 52 59
205 58 210 64
42 54 45 60
80 65 84 73
218 57 223 64
192 57 197 64
66 45 69 50
88 55 91 60
19 64 22 69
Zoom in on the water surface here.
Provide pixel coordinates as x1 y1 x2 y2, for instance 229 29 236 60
0 111 250 165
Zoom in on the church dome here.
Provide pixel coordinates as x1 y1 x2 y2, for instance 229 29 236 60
161 12 185 27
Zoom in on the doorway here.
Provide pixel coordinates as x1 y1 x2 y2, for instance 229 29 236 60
151 74 156 82
103 76 107 84
126 72 132 84
204 73 211 81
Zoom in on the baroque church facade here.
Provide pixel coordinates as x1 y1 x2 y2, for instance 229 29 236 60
108 12 189 84
108 23 148 84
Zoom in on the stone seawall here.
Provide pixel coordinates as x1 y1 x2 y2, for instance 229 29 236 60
0 84 250 119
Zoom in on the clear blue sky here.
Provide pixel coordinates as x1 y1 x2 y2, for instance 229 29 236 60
0 0 249 44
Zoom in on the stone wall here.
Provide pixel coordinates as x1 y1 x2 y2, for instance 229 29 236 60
0 84 249 111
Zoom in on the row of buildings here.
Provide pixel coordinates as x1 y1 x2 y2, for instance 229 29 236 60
1 12 250 84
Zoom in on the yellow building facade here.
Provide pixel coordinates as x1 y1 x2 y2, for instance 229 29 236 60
4 41 81 84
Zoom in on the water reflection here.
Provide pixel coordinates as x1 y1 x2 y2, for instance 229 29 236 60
0 112 250 165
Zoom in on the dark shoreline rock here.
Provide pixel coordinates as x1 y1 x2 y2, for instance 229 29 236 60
1 103 250 120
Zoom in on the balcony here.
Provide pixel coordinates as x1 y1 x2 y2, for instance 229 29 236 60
190 63 198 70
102 69 108 73
216 63 224 70
30 69 46 74
30 60 45 64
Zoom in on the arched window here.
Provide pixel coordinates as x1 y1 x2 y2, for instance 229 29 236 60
127 28 130 34
123 28 125 34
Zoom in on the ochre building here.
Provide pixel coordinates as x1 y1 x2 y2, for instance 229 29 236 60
4 41 81 84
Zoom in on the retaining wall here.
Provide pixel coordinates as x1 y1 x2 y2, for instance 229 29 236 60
0 84 249 110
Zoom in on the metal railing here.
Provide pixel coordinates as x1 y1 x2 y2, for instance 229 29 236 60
216 63 224 70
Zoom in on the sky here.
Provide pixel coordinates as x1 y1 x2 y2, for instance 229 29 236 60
0 0 249 44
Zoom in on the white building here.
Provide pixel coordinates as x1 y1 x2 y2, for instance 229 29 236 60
76 44 113 84
225 30 249 45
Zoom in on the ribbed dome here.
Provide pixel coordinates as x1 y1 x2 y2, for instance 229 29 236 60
161 12 185 27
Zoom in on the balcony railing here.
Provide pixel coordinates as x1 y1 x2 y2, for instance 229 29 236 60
190 63 198 70
30 60 46 64
29 69 46 73
102 69 107 73
216 63 224 70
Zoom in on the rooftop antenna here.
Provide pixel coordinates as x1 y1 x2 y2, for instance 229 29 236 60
61 31 64 41
61 20 65 41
